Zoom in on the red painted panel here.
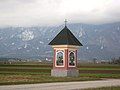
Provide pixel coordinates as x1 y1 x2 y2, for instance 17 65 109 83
76 50 77 69
53 49 70 70
67 50 77 69
76 50 77 66
53 49 56 69
53 49 65 70
65 49 68 70
53 49 78 70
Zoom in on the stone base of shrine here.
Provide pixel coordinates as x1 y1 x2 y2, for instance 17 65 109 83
51 69 79 77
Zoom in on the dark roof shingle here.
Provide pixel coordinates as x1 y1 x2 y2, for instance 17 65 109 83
49 26 83 46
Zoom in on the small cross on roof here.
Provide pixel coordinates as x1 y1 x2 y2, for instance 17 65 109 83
65 19 67 26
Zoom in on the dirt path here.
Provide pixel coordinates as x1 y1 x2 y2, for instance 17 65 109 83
0 79 120 90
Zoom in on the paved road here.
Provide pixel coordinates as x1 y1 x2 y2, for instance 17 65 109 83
0 79 120 90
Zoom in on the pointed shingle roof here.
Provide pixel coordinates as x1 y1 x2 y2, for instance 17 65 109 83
49 26 83 46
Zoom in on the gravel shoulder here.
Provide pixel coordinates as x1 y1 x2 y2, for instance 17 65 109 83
0 79 120 90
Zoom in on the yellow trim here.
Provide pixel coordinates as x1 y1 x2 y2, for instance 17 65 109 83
52 45 79 49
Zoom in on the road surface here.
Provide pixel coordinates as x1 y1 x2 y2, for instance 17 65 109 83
0 79 120 90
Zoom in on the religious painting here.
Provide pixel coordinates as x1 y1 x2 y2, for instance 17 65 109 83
56 50 64 66
69 51 75 66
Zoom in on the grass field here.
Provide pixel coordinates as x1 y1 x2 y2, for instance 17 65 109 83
81 86 120 90
0 63 120 85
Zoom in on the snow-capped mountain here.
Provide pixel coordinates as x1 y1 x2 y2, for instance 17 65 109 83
0 22 120 60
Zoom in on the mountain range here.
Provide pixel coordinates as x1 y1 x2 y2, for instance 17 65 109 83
0 22 120 60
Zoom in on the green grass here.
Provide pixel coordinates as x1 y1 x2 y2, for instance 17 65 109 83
81 86 120 90
0 63 120 85
79 68 120 70
0 72 97 85
80 73 120 78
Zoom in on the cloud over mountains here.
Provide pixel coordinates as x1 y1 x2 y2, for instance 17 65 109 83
0 0 120 26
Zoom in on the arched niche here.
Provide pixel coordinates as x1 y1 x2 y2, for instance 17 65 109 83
55 50 64 67
69 51 76 67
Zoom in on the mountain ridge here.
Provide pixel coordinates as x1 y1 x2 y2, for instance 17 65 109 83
0 22 120 60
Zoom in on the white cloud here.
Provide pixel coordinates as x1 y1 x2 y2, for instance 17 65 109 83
0 0 120 27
